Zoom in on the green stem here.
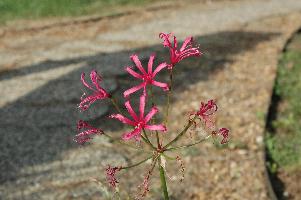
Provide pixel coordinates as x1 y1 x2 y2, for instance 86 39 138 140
149 86 161 148
165 70 173 126
163 115 197 149
141 135 156 150
156 131 161 147
142 129 155 148
110 97 123 114
122 155 153 170
159 157 169 200
162 153 177 160
165 135 211 151
149 86 155 107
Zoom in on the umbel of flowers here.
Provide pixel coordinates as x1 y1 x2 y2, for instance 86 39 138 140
75 33 229 199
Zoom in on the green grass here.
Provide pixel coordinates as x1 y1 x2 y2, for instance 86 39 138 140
266 33 301 172
0 0 152 25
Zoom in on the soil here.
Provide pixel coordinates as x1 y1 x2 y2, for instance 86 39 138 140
1 0 301 199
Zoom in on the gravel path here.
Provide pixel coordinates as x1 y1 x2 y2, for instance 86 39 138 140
1 0 301 199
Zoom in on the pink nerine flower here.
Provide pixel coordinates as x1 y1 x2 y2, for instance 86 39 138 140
74 120 103 144
106 165 121 188
109 95 167 140
159 32 202 69
197 100 218 116
123 54 169 98
79 70 111 111
196 99 218 129
219 128 229 144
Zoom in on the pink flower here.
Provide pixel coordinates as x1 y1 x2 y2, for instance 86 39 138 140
74 120 103 144
109 95 167 141
197 99 218 116
159 32 202 69
219 128 229 144
79 70 111 111
123 54 169 98
106 165 121 188
196 99 218 129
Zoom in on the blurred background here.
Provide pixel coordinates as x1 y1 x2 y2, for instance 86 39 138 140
0 0 301 199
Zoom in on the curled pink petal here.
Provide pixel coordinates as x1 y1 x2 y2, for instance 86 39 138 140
81 73 94 91
89 70 109 95
125 66 143 79
79 70 110 111
79 94 105 111
219 128 229 144
123 83 145 98
177 49 201 61
173 35 178 49
144 106 159 123
139 95 146 119
152 81 169 91
180 36 193 52
74 120 103 144
197 99 218 117
159 32 172 48
153 62 167 76
130 54 146 75
77 120 90 130
125 100 139 121
122 128 142 141
90 70 103 92
148 53 155 74
109 114 135 126
144 124 167 132
196 99 218 130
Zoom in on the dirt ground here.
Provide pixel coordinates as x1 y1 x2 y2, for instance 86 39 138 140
1 0 301 199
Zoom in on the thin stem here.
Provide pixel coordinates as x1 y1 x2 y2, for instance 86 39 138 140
158 156 169 200
156 131 161 147
141 135 156 150
122 155 153 170
149 86 155 107
162 153 177 160
165 135 212 151
163 115 197 149
149 86 161 147
165 70 173 126
110 97 123 114
142 129 155 148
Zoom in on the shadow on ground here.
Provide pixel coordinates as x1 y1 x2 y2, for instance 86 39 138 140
0 31 279 185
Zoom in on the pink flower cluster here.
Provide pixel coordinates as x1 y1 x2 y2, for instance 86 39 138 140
74 32 229 191
195 99 229 143
159 33 202 69
76 32 202 143
78 70 111 111
106 165 121 188
74 120 103 144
